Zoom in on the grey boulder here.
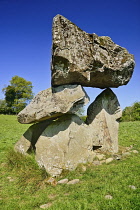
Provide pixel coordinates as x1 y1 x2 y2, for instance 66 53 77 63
35 114 98 177
51 15 135 88
17 85 89 124
86 88 122 153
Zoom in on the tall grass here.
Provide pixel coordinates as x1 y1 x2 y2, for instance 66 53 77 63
0 115 140 210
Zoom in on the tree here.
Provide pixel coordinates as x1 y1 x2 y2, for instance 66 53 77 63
0 99 7 114
2 76 34 114
121 102 140 122
132 102 140 121
5 85 16 107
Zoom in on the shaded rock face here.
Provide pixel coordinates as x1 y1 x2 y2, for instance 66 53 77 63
35 114 98 177
51 15 135 88
86 88 122 153
14 120 52 154
17 85 89 124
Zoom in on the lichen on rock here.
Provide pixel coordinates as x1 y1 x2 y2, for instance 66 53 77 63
51 14 135 88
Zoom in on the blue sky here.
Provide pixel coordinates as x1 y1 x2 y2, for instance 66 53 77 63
0 0 139 111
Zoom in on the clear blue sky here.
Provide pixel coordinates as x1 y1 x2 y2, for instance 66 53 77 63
0 0 139 111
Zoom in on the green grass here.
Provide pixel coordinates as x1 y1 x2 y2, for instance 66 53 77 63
0 115 140 210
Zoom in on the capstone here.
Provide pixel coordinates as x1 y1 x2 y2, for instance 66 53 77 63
51 15 135 88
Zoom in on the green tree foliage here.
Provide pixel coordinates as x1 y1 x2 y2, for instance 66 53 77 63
1 76 34 114
0 100 7 114
5 85 16 107
121 102 140 122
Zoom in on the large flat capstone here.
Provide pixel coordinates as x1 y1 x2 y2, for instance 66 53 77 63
51 15 135 88
17 85 89 124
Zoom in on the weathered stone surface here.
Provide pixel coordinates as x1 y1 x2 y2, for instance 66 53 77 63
17 85 89 124
132 150 139 154
67 179 80 185
129 185 137 190
96 154 105 160
40 203 53 209
35 114 100 177
57 179 69 184
86 88 122 153
14 120 52 154
51 15 135 88
105 157 114 164
46 177 57 186
105 195 113 199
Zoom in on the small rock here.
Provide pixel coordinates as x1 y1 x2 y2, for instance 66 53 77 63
129 185 137 190
105 194 113 199
48 194 57 199
58 179 69 184
46 177 57 186
96 154 105 160
67 179 80 185
1 162 6 167
7 176 15 182
132 150 139 154
122 152 131 156
81 166 87 172
105 158 113 164
93 160 101 165
113 155 121 160
40 203 52 209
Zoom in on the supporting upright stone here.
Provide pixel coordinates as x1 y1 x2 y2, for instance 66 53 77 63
51 15 135 88
86 88 122 153
35 114 100 177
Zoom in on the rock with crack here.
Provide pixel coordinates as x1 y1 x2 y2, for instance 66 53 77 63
51 14 135 88
86 88 122 153
17 85 89 124
35 114 101 177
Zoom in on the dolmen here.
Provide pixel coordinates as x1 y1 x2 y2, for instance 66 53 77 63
15 15 135 177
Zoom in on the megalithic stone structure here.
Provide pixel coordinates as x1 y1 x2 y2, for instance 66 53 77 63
15 14 135 177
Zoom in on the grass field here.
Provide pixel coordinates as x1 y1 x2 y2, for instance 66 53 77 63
0 115 140 210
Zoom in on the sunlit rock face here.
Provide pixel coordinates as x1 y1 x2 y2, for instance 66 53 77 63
17 85 89 124
51 14 135 88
